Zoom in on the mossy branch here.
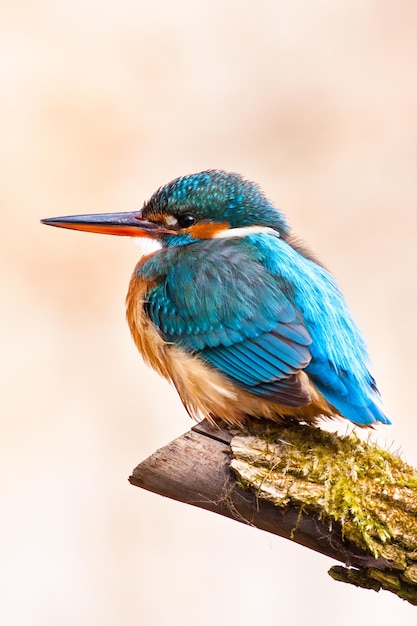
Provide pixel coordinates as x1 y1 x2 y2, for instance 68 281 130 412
129 419 417 606
230 421 417 604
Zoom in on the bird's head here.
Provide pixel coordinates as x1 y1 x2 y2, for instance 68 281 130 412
41 170 290 246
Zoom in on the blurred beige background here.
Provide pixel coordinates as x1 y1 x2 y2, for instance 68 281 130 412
1 1 417 625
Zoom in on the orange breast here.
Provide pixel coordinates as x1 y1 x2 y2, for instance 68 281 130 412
125 256 336 427
126 256 171 380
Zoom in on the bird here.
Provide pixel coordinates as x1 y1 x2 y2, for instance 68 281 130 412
41 170 390 428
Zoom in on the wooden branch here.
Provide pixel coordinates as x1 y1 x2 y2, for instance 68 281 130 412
129 419 417 605
130 421 371 564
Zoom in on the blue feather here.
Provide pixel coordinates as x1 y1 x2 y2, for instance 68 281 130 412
43 169 390 426
141 231 390 425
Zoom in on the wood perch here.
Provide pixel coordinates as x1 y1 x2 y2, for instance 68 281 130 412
129 419 417 605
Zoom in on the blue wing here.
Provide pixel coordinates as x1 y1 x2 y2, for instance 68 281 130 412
145 238 313 407
142 234 390 425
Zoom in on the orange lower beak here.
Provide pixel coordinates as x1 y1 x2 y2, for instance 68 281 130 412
41 211 171 238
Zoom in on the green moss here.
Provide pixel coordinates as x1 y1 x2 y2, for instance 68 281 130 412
230 422 417 576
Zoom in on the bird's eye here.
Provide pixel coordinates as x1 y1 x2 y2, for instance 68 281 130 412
177 214 196 228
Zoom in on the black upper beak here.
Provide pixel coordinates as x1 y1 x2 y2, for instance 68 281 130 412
41 211 172 238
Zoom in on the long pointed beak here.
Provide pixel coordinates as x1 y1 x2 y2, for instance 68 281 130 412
41 211 171 238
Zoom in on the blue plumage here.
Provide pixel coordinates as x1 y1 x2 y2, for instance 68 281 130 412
142 226 389 425
42 169 390 426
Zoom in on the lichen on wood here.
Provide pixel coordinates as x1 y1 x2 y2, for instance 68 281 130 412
229 422 417 604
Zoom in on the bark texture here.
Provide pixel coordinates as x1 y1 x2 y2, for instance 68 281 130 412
129 419 417 605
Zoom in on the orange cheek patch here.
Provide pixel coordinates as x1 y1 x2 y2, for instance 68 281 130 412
186 222 230 239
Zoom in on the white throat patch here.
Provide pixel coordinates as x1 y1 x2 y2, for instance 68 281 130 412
212 225 279 239
130 237 162 258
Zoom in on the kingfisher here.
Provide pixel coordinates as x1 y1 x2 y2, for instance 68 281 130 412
41 170 390 428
